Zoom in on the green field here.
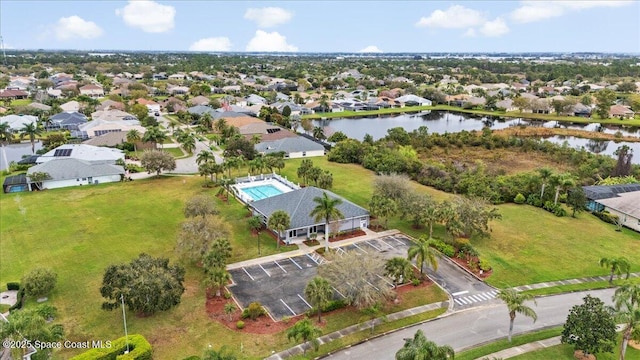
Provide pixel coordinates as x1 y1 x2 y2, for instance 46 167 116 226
511 341 640 360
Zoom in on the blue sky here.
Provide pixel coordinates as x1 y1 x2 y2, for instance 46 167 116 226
1 1 638 53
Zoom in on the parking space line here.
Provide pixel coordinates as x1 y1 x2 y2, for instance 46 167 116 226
336 247 347 256
353 243 367 253
280 299 297 316
366 280 380 291
274 260 287 273
306 253 320 265
259 264 271 277
366 240 382 251
391 237 405 246
242 267 255 281
297 294 312 309
289 257 302 269
332 286 346 299
379 238 394 249
376 274 395 287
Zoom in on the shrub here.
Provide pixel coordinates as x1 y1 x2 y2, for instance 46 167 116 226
306 299 347 316
223 290 232 299
71 334 152 360
526 194 543 207
514 193 526 204
22 268 57 298
479 259 492 271
236 321 245 329
6 282 20 291
247 302 266 320
412 278 421 286
430 240 456 257
553 206 567 217
8 288 25 312
36 304 57 320
593 211 619 225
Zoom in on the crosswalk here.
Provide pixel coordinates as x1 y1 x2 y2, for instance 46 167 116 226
453 290 499 306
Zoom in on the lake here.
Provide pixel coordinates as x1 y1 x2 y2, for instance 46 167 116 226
309 111 640 164
0 142 43 171
311 111 640 140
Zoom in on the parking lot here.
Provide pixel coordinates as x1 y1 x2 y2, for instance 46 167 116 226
227 234 414 320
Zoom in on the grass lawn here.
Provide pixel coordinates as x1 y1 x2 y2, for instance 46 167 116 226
0 176 297 359
510 339 640 360
163 147 185 158
522 277 640 297
476 204 640 288
10 99 32 106
456 327 563 360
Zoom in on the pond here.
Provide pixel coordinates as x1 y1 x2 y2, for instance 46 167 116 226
542 136 640 164
0 142 43 171
311 111 640 141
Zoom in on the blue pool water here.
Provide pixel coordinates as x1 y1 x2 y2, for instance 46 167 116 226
241 184 284 201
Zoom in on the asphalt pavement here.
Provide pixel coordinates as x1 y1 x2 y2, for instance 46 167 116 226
324 288 616 360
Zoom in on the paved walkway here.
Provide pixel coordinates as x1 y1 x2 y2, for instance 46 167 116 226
511 272 640 292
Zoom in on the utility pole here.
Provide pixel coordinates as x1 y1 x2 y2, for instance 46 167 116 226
0 35 7 66
121 294 130 354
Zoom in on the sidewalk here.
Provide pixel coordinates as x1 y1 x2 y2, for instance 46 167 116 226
477 336 561 360
510 272 640 292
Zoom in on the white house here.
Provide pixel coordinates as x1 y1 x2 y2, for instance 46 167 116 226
596 191 640 233
60 100 81 112
27 158 124 190
0 114 38 132
394 95 432 107
79 84 105 98
36 144 125 164
255 136 325 158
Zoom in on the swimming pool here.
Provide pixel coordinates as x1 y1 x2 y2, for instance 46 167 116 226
240 184 285 201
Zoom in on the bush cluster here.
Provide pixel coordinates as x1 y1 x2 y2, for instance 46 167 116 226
593 210 619 224
306 299 347 317
71 334 152 360
241 302 266 320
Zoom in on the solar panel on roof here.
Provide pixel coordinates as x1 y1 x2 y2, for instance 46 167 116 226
53 148 72 157
266 128 281 134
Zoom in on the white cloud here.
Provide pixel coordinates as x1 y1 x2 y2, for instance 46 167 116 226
245 30 298 52
53 16 103 40
510 1 633 23
244 7 293 28
415 5 486 29
479 17 510 37
189 37 232 52
115 0 175 33
463 28 477 37
359 45 382 53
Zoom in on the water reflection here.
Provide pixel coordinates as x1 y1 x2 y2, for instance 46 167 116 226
585 139 609 154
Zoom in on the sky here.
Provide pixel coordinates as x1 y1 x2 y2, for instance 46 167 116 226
0 0 639 53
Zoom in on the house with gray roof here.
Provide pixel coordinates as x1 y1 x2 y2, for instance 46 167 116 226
250 186 370 243
0 114 38 132
255 136 325 158
48 111 88 130
583 183 640 212
596 191 640 232
36 144 124 164
27 158 124 190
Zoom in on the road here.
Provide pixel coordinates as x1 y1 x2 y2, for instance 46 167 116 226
326 288 615 359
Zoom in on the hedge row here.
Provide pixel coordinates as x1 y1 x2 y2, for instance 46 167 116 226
71 334 152 360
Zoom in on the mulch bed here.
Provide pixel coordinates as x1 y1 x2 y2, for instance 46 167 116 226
449 257 493 280
368 224 386 232
303 239 321 246
328 229 367 242
205 295 301 334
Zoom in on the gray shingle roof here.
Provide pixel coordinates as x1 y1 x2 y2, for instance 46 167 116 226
250 187 369 229
27 158 124 181
596 191 640 218
255 136 324 154
583 184 640 201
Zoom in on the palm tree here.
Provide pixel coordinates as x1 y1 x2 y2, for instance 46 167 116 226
614 284 640 360
496 288 538 342
248 216 263 255
204 267 230 297
223 156 243 178
552 173 575 205
180 133 196 154
312 126 326 140
196 150 215 166
267 210 290 249
287 319 322 355
395 329 455 360
407 235 438 275
305 277 333 323
310 192 344 252
385 257 414 288
199 113 213 131
599 257 631 285
537 167 553 199
251 134 262 145
202 345 237 360
142 126 167 149
223 302 236 322
0 122 12 144
126 129 141 152
19 122 43 153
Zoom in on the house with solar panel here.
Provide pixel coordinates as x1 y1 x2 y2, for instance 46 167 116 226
583 183 640 232
26 158 125 190
35 144 124 164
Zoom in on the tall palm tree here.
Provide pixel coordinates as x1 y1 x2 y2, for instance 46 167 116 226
312 126 326 140
251 134 262 145
310 192 344 252
287 319 322 355
496 288 538 342
407 235 438 275
599 257 631 285
385 257 414 288
199 113 213 131
0 122 12 144
395 329 454 360
267 210 290 249
126 129 141 152
19 122 43 154
552 173 576 205
537 167 553 199
615 284 640 310
142 126 167 149
204 267 231 297
304 277 333 323
180 133 196 155
196 150 215 166
614 298 640 360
